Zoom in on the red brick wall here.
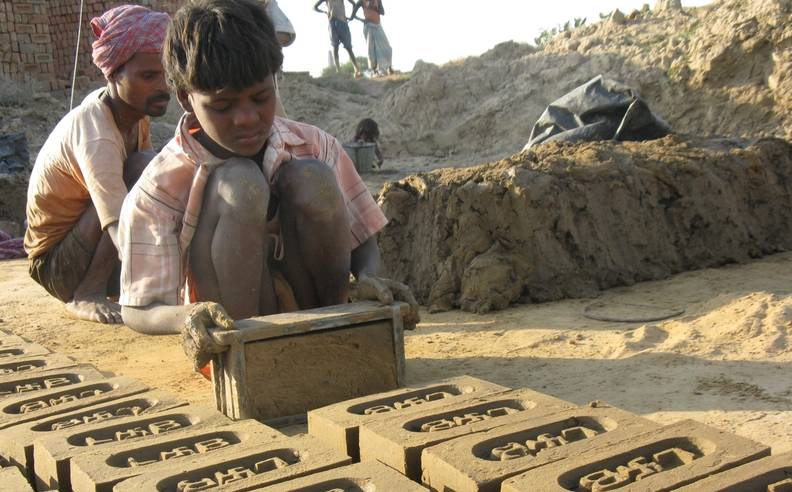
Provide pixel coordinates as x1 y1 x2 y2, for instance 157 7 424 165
0 0 181 93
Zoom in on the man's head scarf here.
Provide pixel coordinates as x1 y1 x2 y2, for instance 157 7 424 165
91 5 170 79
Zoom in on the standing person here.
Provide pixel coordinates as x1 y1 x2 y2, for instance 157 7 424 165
351 0 393 76
118 0 418 369
24 5 170 324
314 0 362 78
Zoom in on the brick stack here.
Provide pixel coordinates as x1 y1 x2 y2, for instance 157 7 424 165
0 0 53 91
0 0 181 94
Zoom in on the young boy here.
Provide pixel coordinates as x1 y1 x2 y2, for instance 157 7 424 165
118 0 418 368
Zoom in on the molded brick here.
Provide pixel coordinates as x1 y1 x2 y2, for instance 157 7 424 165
0 333 25 347
501 419 770 492
421 404 660 492
0 465 33 491
113 435 353 492
358 388 574 480
0 376 148 430
33 404 231 491
69 419 283 492
308 375 510 460
0 342 49 361
0 390 185 482
675 451 792 491
265 461 428 491
0 364 104 401
0 354 77 377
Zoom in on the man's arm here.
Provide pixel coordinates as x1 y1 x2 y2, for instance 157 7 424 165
313 0 327 13
350 1 362 21
379 0 384 15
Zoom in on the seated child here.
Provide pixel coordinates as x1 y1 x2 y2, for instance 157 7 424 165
354 118 384 168
118 0 418 368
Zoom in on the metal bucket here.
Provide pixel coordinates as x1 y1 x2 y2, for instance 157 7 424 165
342 142 377 174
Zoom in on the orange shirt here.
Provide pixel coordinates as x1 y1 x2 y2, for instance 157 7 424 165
24 89 151 258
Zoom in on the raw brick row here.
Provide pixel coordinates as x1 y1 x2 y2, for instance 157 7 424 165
0 323 784 492
307 375 786 491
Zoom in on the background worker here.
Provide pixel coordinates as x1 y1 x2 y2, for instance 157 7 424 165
350 0 393 76
314 0 362 78
24 5 170 324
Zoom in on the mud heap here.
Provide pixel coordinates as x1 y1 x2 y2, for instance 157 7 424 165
282 0 790 163
377 136 792 313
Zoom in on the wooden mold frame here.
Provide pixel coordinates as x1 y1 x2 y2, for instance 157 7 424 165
211 301 407 423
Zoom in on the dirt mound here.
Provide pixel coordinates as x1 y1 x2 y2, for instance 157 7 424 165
283 0 790 163
377 136 792 313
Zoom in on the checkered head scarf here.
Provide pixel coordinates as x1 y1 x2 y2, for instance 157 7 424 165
91 5 170 79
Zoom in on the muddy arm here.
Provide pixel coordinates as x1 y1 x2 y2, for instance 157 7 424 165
121 303 189 335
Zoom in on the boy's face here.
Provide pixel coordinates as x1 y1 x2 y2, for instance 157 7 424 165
111 52 170 117
180 75 277 158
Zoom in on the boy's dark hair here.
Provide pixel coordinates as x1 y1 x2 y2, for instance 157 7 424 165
164 0 283 92
354 118 380 141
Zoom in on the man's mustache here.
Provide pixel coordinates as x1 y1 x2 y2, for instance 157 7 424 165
147 93 171 104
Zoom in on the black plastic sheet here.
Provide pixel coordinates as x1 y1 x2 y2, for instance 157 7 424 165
524 75 672 150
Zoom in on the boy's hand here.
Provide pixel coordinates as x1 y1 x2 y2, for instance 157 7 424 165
182 302 235 371
351 274 421 329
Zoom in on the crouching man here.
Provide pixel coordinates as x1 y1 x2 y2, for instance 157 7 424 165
118 0 418 369
24 5 171 323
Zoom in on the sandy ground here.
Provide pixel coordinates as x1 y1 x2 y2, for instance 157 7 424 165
0 250 790 453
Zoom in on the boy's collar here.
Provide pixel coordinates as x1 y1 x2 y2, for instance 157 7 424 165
177 114 304 166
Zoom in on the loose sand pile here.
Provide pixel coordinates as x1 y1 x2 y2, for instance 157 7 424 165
378 136 792 313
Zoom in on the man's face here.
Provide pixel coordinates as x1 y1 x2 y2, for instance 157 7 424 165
180 76 277 158
111 52 170 117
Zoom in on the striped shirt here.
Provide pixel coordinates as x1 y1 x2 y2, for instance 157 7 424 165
118 114 387 307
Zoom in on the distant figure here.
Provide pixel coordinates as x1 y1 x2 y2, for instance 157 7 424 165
350 0 393 76
354 118 384 168
314 0 362 77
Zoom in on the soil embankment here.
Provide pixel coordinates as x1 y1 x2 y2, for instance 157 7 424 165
378 136 792 313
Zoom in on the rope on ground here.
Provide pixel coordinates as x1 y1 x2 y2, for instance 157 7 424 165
69 0 86 110
582 301 685 323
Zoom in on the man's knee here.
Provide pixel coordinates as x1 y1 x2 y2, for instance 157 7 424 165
123 151 156 188
277 159 343 219
206 158 270 219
